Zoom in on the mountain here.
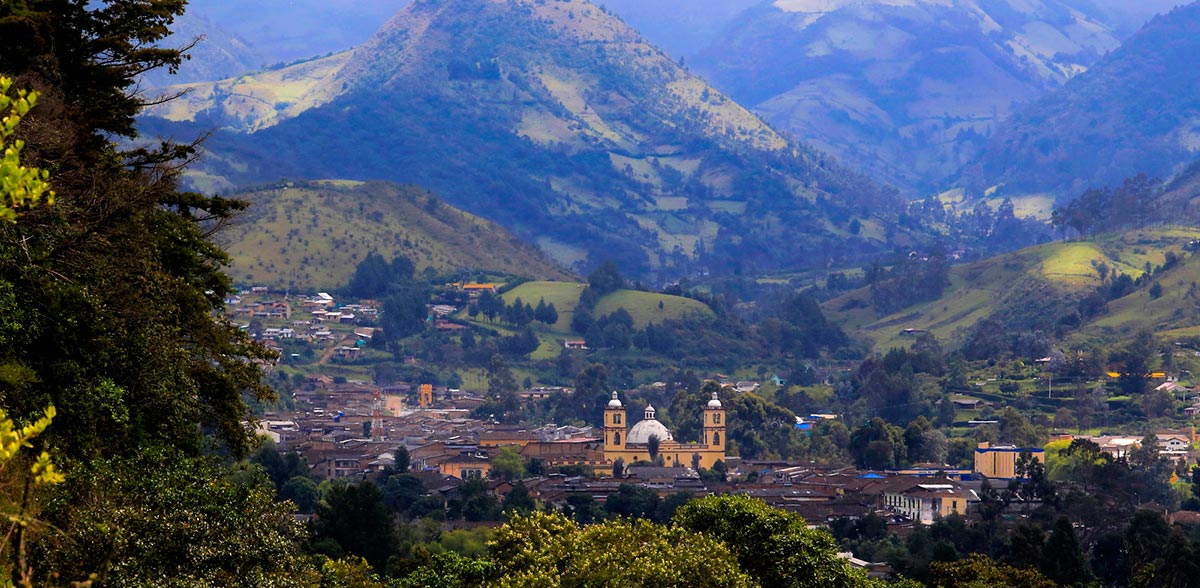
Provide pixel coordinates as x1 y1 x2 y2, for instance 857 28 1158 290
593 0 760 57
969 3 1200 200
141 0 914 279
143 11 264 86
691 0 1132 194
182 0 409 64
216 180 573 290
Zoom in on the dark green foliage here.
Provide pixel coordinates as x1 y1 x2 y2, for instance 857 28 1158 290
279 476 320 514
500 482 535 515
604 483 659 520
312 481 397 572
42 450 316 587
587 261 625 297
0 0 273 462
1041 516 1091 587
381 474 426 514
1113 330 1159 394
758 292 847 358
346 252 416 298
1051 174 1162 238
867 247 951 314
382 283 432 338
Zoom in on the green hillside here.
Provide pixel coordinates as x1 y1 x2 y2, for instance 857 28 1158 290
218 180 573 289
474 280 714 359
827 228 1200 350
500 281 713 333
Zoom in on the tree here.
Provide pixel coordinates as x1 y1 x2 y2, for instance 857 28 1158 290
490 511 754 588
486 355 520 414
929 554 1056 588
380 474 424 515
0 404 62 586
491 446 525 481
44 450 318 586
1114 330 1158 394
673 495 870 588
280 476 321 514
605 483 660 520
0 2 275 463
1041 516 1090 587
647 434 662 465
313 481 398 572
587 261 625 296
501 482 535 515
382 284 431 339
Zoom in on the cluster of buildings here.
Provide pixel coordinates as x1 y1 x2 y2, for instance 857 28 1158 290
257 379 1085 532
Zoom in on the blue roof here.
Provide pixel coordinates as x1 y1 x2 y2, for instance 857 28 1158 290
857 473 886 479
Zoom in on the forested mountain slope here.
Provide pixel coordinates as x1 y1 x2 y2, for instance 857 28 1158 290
971 3 1200 199
692 0 1129 194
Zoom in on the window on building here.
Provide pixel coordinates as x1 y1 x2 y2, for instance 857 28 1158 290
713 413 721 424
614 413 622 425
613 431 621 446
713 432 721 446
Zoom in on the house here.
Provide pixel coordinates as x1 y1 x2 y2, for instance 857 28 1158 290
438 451 492 480
883 481 970 524
458 283 498 297
1156 381 1186 394
951 397 985 409
735 381 760 393
353 327 375 340
335 346 361 360
563 339 587 350
973 443 1045 479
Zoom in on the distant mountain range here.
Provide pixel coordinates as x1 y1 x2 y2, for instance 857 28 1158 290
142 0 920 279
691 0 1146 194
970 2 1200 199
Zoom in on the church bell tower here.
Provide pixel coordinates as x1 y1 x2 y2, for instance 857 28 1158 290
603 391 625 451
702 390 725 451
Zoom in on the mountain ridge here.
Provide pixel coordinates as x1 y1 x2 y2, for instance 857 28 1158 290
968 2 1200 200
142 0 916 280
692 0 1130 194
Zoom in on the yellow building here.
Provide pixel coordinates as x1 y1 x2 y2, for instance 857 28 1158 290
602 391 725 472
973 442 1045 479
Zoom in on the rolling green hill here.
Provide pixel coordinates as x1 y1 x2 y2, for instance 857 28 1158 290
217 180 573 289
140 0 918 280
827 228 1200 350
499 281 712 332
466 280 714 359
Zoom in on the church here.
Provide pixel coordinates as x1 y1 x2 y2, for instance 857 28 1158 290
603 391 726 471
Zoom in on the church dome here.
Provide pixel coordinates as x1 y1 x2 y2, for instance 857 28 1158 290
707 391 722 409
626 404 673 445
607 391 623 408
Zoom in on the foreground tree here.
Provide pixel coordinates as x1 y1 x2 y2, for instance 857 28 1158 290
673 494 873 588
0 0 273 461
488 511 754 588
